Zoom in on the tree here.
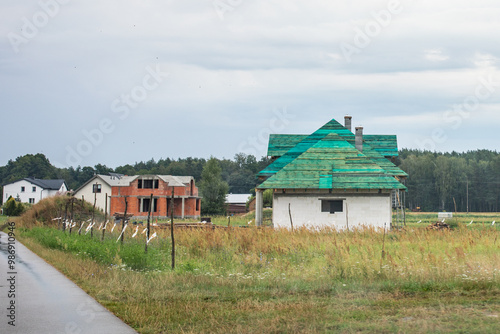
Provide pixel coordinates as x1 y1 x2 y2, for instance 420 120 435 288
199 158 229 215
2 196 24 216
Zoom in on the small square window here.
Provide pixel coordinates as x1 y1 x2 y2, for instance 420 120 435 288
32 186 36 192
21 186 25 192
29 198 35 204
143 180 153 189
321 200 344 214
93 184 102 193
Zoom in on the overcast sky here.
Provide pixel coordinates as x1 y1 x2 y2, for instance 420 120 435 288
1 0 499 168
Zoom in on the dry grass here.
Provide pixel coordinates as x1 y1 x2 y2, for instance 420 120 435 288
9 203 500 333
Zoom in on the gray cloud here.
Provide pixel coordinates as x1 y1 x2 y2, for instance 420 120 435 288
1 0 499 168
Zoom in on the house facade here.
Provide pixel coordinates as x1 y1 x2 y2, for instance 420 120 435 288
3 178 68 205
256 117 407 230
74 174 201 219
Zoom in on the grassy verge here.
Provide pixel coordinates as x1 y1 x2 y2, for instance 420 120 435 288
16 217 500 333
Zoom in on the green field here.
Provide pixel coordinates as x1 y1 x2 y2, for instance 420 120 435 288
8 211 500 333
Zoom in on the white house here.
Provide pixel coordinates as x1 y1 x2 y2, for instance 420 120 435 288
73 173 133 215
256 117 407 230
3 178 68 205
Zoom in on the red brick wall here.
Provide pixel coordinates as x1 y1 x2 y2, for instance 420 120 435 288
109 177 201 218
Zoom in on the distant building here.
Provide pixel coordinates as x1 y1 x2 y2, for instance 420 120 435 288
226 194 252 215
255 117 407 230
74 174 201 219
3 178 68 205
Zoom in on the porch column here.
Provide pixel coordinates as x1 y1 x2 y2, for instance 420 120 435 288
181 197 185 219
256 189 264 226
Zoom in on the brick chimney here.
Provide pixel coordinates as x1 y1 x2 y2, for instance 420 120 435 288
344 116 352 132
355 127 363 152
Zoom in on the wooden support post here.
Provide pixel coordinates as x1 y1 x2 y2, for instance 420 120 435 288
345 202 349 231
121 196 128 245
145 194 153 253
171 189 175 269
380 223 387 269
63 198 68 232
91 185 97 238
288 203 294 232
102 193 108 241
69 197 74 235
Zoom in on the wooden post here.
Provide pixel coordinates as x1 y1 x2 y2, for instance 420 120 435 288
91 184 97 238
145 194 153 253
380 223 387 268
63 198 68 232
121 196 128 245
79 195 84 235
102 193 108 241
69 197 74 235
227 216 231 228
288 203 294 232
345 203 349 231
171 189 175 269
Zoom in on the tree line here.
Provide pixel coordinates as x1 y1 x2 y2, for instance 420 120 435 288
397 149 500 212
1 149 499 213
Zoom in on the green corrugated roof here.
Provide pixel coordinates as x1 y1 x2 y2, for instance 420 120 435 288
258 133 406 190
259 119 351 178
268 134 399 157
267 134 307 157
261 119 407 179
364 135 399 157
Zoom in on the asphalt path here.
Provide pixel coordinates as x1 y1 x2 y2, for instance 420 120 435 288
0 231 137 334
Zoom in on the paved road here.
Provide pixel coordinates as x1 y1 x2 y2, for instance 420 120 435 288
0 231 137 334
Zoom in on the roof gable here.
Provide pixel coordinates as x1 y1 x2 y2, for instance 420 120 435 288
258 119 351 178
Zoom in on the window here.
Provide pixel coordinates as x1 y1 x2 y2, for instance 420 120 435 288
21 186 25 192
138 178 159 189
139 197 158 212
321 200 344 214
32 186 36 192
196 199 200 211
93 184 102 193
29 198 35 204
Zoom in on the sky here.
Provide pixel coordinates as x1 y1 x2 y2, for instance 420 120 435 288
1 0 499 169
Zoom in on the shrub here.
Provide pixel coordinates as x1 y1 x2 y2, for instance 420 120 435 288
2 196 25 216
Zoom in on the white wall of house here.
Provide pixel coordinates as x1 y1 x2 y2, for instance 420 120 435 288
74 180 112 215
3 180 67 205
273 192 392 230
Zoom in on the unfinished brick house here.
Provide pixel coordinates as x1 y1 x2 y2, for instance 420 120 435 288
75 174 201 219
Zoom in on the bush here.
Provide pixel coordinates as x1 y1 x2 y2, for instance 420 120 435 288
2 196 25 216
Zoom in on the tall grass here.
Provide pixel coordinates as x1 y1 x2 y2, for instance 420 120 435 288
15 208 500 333
20 222 499 289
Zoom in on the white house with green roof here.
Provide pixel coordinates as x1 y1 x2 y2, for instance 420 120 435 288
255 116 407 230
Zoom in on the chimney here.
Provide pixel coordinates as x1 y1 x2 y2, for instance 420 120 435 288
355 127 363 152
344 116 352 132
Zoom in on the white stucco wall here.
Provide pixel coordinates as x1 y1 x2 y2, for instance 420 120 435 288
74 180 112 214
273 193 392 230
3 180 67 205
